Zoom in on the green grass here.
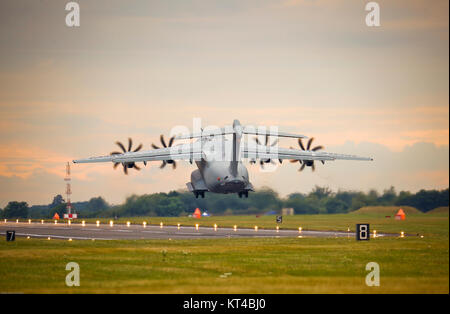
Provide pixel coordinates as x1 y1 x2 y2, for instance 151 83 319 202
0 213 448 293
353 205 421 215
0 236 448 293
427 206 449 215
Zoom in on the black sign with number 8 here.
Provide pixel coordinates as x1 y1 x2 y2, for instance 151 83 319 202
356 224 370 241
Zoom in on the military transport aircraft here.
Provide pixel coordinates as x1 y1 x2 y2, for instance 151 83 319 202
73 120 373 198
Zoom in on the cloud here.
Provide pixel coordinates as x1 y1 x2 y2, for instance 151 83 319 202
0 0 447 206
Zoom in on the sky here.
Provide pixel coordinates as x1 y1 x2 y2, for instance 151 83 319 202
0 0 448 207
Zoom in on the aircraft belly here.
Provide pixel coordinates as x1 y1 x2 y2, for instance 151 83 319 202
201 161 251 194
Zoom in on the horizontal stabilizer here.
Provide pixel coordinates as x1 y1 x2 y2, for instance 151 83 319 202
243 126 308 139
175 127 235 140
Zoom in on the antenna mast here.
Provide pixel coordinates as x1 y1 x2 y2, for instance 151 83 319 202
64 162 76 219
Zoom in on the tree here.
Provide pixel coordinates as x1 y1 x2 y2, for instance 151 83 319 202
3 201 29 218
395 189 449 212
310 186 333 200
350 192 368 211
48 203 66 218
50 195 65 208
335 191 359 208
325 198 348 214
378 186 396 205
88 197 109 211
285 194 320 214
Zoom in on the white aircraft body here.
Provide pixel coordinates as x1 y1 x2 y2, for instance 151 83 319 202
73 120 373 198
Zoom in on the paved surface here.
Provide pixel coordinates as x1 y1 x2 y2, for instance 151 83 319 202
0 221 383 240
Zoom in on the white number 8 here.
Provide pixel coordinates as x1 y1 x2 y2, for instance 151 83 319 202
360 225 368 239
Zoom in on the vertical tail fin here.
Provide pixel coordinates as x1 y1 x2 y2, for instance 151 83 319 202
230 119 242 176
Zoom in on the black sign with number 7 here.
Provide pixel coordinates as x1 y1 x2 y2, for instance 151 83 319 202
6 230 15 242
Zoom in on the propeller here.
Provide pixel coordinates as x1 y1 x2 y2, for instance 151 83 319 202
110 138 143 175
250 135 282 169
152 134 177 169
290 137 324 172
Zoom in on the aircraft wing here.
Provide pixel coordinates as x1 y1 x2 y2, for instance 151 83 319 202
73 142 203 164
243 145 373 162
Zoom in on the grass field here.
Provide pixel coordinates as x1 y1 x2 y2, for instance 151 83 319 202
352 205 421 215
427 206 449 214
0 208 448 293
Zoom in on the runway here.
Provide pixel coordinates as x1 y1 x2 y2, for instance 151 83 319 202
0 221 369 240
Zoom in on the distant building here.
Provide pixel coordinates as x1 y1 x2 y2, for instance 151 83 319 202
282 208 294 216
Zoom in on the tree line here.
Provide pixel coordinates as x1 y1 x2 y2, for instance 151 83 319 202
0 186 448 219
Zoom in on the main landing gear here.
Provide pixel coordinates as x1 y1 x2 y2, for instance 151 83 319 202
194 191 205 199
238 191 249 198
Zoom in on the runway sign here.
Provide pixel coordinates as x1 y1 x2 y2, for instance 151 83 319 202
356 224 370 241
64 213 78 219
276 216 282 223
6 230 15 242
